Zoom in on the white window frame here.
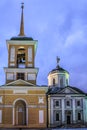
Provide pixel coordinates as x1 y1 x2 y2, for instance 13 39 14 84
0 110 2 123
10 46 15 62
28 47 32 62
39 110 44 123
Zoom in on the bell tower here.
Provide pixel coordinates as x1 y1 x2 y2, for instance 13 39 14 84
4 3 38 84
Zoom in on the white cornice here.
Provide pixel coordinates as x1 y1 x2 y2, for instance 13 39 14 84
4 67 39 74
0 86 48 91
6 40 38 55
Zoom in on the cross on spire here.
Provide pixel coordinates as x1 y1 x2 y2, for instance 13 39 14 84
56 56 60 68
19 3 25 36
21 2 24 9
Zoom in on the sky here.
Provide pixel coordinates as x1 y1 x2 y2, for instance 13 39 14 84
0 0 87 92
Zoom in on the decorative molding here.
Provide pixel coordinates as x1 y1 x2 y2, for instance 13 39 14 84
38 97 44 104
13 89 27 94
39 110 44 123
10 46 15 62
0 105 13 107
28 47 32 62
0 96 2 103
4 67 38 73
0 110 2 123
10 63 15 66
7 73 14 80
28 74 36 80
28 64 33 67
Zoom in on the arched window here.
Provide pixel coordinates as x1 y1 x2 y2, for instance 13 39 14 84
17 47 25 68
53 78 55 86
15 100 26 125
60 77 63 87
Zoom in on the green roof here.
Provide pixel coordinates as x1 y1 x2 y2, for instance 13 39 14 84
10 36 33 41
47 86 85 95
49 65 69 74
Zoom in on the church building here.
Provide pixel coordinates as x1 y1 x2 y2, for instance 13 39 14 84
0 3 87 129
47 57 86 127
0 4 47 128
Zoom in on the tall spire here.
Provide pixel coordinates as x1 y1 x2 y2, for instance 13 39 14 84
19 3 25 36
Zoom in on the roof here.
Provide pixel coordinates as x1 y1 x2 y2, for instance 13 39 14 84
47 85 85 95
49 65 69 75
10 36 33 41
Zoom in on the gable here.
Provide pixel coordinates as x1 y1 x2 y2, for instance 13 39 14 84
4 79 36 87
58 87 80 94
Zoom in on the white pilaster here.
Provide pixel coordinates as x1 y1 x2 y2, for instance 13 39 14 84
26 105 28 125
25 73 27 80
50 98 53 124
62 98 65 123
83 98 87 123
13 106 15 125
14 73 16 80
72 98 75 123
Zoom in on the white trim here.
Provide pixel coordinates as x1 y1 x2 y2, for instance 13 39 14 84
51 99 53 124
26 106 28 125
13 98 28 106
13 89 27 94
4 79 36 86
4 67 39 74
28 47 32 62
10 46 15 62
39 110 44 123
0 105 12 107
0 110 2 123
13 106 15 125
6 40 38 56
0 96 2 103
72 98 75 122
0 94 46 96
62 98 65 123
0 86 48 92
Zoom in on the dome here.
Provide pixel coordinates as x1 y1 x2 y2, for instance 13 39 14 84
48 64 69 88
49 65 69 74
10 36 33 41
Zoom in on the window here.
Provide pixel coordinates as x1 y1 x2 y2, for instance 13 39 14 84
60 77 63 87
0 96 2 103
28 47 32 62
78 112 81 120
56 112 59 121
66 79 68 86
10 46 15 62
53 78 55 86
7 73 14 80
39 110 44 123
56 101 59 107
0 110 2 123
77 101 80 106
17 47 25 68
66 101 70 106
17 73 24 80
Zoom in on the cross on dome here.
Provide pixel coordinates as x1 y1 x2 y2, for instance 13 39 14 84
56 56 60 67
